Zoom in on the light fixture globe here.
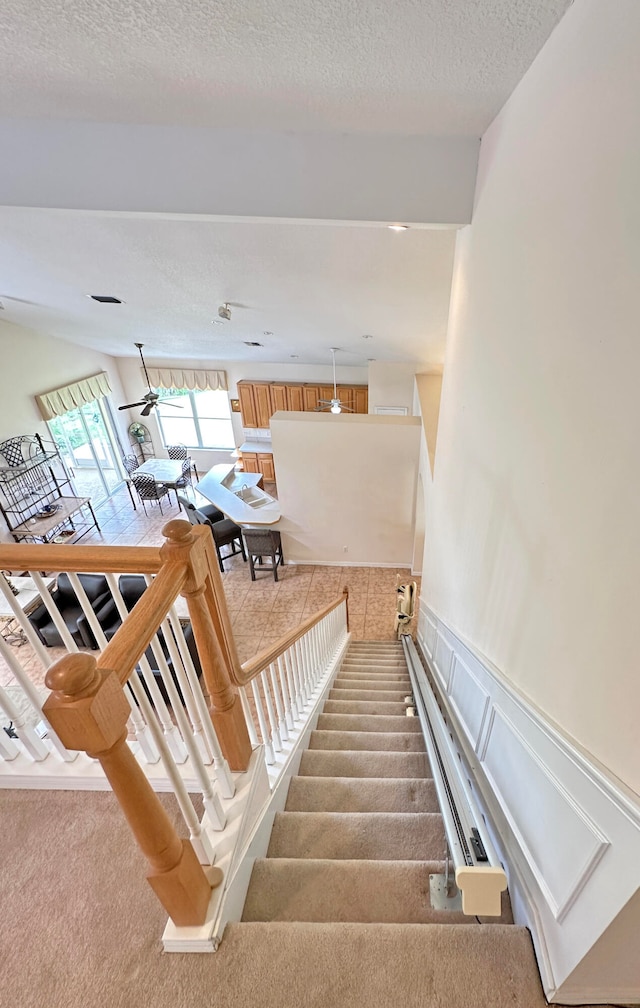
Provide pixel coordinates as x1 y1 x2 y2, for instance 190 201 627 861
330 402 342 414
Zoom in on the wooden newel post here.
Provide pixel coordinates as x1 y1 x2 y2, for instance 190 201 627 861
44 653 214 927
161 520 252 772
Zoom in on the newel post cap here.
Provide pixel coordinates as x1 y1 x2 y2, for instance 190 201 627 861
44 653 130 753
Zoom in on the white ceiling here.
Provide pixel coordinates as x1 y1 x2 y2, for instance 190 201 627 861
1 0 571 135
0 0 572 366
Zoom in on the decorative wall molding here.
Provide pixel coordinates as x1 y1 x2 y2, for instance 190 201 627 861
417 600 640 1004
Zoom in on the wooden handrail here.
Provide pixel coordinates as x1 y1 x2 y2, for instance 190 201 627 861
237 587 349 687
0 541 164 573
98 561 189 686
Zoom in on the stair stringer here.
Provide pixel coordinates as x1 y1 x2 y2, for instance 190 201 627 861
162 630 351 952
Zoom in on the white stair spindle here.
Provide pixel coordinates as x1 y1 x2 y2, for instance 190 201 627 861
276 654 295 731
269 662 289 742
239 686 260 747
260 669 282 752
250 679 275 764
0 678 49 762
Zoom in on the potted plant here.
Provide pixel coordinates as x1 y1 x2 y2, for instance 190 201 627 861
129 422 146 444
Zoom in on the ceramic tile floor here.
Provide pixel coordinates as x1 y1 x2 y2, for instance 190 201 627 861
0 483 420 687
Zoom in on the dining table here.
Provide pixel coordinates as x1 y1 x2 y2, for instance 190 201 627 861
135 458 185 488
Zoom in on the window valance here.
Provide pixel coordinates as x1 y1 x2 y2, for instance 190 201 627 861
35 371 113 421
144 367 228 392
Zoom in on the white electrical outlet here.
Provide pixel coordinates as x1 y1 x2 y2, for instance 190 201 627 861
343 546 348 552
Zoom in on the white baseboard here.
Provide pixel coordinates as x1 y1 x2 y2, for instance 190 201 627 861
416 602 640 1005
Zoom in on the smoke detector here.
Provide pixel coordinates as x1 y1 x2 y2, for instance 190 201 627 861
218 303 231 321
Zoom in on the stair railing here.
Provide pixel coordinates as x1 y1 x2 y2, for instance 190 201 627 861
235 589 350 766
0 519 254 925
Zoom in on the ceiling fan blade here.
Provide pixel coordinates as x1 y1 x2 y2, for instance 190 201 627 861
157 401 184 409
140 403 154 417
118 401 146 410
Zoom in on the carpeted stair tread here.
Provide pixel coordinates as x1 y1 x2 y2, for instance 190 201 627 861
309 729 425 752
315 713 422 733
333 678 412 691
242 859 487 924
323 699 409 715
299 749 431 778
221 922 545 1008
285 776 439 813
267 811 445 859
336 670 411 680
328 688 411 702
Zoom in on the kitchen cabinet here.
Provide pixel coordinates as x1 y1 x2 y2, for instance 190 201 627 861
241 452 260 474
236 379 369 426
302 386 320 411
238 383 258 427
258 453 276 482
286 385 305 411
270 384 288 413
253 384 273 428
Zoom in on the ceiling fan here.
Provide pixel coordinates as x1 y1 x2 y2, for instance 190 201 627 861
118 343 184 417
316 348 355 414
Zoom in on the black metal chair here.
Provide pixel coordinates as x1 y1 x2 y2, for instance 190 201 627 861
122 454 139 476
243 528 284 581
177 494 224 525
167 443 198 482
131 471 173 516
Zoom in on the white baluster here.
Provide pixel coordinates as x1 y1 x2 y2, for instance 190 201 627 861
0 627 76 764
169 606 235 800
276 655 295 731
104 574 188 764
250 679 274 764
239 686 260 746
260 669 282 752
269 661 289 742
0 677 49 762
285 645 303 717
67 573 160 763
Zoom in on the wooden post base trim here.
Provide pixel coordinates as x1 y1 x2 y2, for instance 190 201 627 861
147 839 215 927
211 698 252 772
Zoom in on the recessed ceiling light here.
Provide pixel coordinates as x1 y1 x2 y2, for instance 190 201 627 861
362 334 373 339
263 331 273 336
290 354 299 358
388 224 410 231
244 341 263 347
211 319 224 325
87 295 123 303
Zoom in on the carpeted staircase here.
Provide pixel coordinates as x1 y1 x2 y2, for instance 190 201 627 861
222 640 548 1007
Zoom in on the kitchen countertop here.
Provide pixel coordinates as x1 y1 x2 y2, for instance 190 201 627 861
239 440 273 454
196 464 281 526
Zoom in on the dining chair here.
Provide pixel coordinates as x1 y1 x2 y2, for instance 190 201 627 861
122 453 140 476
242 528 284 581
131 472 172 516
167 443 198 481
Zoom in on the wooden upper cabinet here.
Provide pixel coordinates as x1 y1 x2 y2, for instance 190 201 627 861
237 379 368 423
253 384 273 427
286 384 304 411
302 386 320 411
351 386 369 413
237 383 257 427
270 384 288 413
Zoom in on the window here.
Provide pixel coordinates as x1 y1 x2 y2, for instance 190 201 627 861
154 388 234 449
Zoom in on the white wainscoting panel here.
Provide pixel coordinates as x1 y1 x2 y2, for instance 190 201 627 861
416 600 640 1005
448 654 490 750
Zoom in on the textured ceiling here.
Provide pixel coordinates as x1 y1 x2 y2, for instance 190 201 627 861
0 209 456 367
1 0 572 134
0 0 573 366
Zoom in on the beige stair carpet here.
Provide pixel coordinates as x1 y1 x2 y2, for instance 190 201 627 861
241 640 518 971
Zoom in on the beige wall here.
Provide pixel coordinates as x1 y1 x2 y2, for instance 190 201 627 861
0 322 127 539
367 362 418 415
271 412 420 566
424 0 640 794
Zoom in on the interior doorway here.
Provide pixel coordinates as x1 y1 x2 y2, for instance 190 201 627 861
48 399 126 507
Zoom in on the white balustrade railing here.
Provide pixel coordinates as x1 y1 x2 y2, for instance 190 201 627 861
1 562 348 858
239 597 348 779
